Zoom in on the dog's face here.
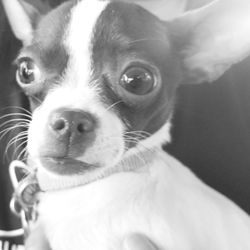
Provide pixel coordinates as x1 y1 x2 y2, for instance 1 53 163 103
14 1 179 176
4 0 250 181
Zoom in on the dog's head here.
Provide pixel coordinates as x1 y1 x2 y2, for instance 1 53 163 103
3 0 250 185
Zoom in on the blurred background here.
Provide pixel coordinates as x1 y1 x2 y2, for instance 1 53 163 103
0 0 249 246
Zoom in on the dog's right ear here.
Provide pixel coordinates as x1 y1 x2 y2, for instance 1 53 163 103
167 0 250 84
2 0 50 45
133 0 250 84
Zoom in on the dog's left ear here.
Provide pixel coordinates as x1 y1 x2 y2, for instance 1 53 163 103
131 0 214 20
137 0 250 84
167 0 250 84
2 0 50 45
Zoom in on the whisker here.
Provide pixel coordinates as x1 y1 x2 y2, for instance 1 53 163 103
5 139 27 160
0 127 19 141
6 132 28 148
125 130 151 135
99 101 123 117
0 124 28 137
105 101 122 113
124 133 148 141
127 38 167 46
0 112 32 120
18 145 28 159
5 134 27 151
16 143 28 161
0 121 29 131
1 105 32 115
0 110 30 162
0 119 30 130
125 130 151 137
5 132 28 156
124 135 155 155
11 140 28 160
29 95 42 105
0 124 29 145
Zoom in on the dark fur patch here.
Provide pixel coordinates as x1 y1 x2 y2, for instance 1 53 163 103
19 1 75 105
91 2 182 141
20 1 181 146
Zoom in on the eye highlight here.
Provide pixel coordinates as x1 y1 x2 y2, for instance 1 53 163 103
16 57 41 85
120 67 156 95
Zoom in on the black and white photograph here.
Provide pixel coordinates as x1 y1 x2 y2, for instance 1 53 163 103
0 0 250 249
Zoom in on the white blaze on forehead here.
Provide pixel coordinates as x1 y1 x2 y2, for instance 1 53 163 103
28 1 126 174
65 0 109 87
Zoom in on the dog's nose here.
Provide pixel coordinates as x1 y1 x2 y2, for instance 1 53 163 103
49 109 96 140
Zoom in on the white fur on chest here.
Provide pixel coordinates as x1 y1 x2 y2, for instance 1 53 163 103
38 151 250 250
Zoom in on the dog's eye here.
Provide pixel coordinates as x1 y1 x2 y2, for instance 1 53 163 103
120 67 156 95
16 57 40 85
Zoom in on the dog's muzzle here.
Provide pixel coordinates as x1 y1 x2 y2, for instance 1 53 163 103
37 108 97 173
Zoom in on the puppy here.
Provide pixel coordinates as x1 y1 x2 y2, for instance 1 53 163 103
3 0 250 249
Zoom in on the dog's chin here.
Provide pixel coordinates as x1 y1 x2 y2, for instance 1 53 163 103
32 150 125 191
36 140 142 176
39 157 98 176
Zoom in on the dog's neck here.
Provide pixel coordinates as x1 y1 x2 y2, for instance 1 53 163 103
35 146 161 192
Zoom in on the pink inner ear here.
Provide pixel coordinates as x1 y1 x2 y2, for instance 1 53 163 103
114 0 213 21
2 0 51 46
110 0 187 20
172 0 250 84
2 0 34 45
186 0 214 10
133 0 187 20
23 0 51 15
20 1 42 29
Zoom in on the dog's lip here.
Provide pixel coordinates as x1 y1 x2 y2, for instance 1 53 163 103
40 156 97 176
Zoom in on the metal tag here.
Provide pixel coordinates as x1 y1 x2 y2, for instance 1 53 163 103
9 161 40 238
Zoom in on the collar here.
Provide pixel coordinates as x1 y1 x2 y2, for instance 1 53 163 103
9 147 159 237
10 147 159 196
36 148 159 192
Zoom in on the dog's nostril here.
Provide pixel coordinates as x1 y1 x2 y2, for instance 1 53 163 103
49 109 96 138
77 123 85 133
52 118 66 131
77 118 94 134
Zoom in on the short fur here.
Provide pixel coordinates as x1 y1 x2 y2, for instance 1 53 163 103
2 0 250 249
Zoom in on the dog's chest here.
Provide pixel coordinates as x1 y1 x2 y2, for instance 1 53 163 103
38 160 173 250
37 152 250 250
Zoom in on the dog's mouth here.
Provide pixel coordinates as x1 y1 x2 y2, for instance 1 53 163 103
40 157 97 176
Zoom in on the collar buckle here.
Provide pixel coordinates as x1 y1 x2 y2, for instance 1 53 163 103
9 160 40 237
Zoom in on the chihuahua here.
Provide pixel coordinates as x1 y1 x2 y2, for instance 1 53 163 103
3 0 250 249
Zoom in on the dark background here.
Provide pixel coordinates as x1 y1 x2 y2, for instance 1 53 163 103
0 0 249 236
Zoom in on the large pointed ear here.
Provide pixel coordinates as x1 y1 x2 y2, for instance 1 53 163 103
2 0 50 46
130 0 187 20
114 0 213 20
168 0 250 84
